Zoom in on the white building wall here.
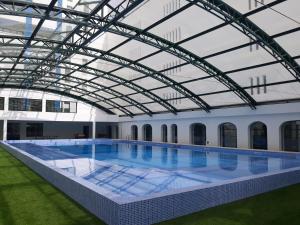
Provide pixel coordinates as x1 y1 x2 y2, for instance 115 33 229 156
0 88 117 122
119 102 300 151
0 88 299 151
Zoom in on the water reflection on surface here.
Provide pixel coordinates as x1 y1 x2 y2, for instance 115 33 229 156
13 142 300 198
46 143 300 176
219 153 238 171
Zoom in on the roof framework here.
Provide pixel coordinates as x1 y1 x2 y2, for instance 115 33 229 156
0 0 299 116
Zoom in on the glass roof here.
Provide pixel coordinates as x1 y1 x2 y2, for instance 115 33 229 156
0 0 299 117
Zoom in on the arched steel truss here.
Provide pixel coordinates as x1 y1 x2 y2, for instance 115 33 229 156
0 0 298 116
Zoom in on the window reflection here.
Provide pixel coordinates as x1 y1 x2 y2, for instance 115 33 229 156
219 153 238 171
142 145 152 161
131 144 138 159
191 151 207 168
171 148 178 165
161 148 168 164
249 156 268 174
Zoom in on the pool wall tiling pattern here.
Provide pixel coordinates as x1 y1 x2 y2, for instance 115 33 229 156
1 139 300 225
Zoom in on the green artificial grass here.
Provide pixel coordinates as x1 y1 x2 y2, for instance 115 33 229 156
0 147 105 225
0 147 300 225
157 183 300 225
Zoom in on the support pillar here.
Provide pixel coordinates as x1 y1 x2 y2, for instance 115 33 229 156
92 121 96 140
3 119 7 141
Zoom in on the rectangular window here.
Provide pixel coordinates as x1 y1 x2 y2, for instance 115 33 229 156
46 100 77 113
0 97 4 110
62 101 70 113
256 76 260 94
46 100 61 112
263 75 267 93
9 98 42 112
26 123 43 138
250 77 254 95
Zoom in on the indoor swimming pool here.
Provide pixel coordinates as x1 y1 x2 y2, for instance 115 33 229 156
3 139 300 225
7 140 300 199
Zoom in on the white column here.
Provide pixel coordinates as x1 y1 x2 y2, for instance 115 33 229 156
92 121 96 139
3 119 7 141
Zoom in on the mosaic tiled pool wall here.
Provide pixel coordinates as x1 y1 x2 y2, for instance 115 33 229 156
117 168 300 225
0 142 120 225
2 141 300 225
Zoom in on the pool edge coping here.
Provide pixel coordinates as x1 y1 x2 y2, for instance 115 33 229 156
2 140 300 205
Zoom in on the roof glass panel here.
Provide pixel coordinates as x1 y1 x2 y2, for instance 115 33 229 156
141 102 168 112
113 68 145 80
252 82 300 102
180 25 249 57
0 0 298 116
111 39 158 61
128 93 153 104
206 46 278 72
275 31 300 57
229 63 296 86
248 0 299 35
182 78 229 95
132 77 165 90
149 5 223 40
122 0 189 29
123 106 144 115
201 92 244 106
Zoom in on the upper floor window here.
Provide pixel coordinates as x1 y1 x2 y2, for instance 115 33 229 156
0 97 4 110
46 100 77 113
9 98 42 112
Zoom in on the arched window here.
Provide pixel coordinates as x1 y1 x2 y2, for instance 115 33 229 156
131 125 138 140
190 123 206 145
142 124 152 141
250 122 268 150
281 121 300 152
171 124 178 143
219 123 237 148
161 124 168 142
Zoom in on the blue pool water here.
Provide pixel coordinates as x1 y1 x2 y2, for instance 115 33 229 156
11 141 300 199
